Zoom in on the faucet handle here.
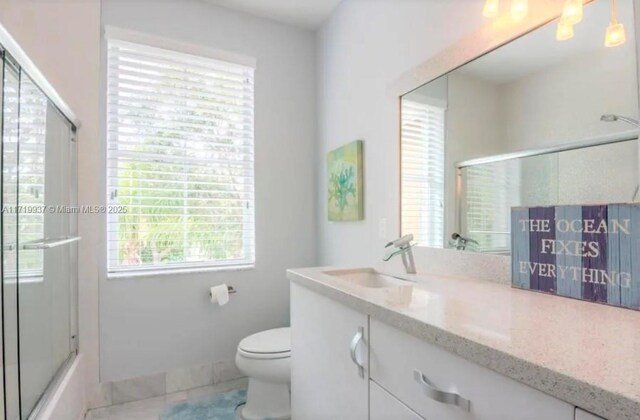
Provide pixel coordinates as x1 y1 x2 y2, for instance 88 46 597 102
385 234 414 248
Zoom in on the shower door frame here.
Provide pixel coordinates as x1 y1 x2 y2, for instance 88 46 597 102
0 22 81 420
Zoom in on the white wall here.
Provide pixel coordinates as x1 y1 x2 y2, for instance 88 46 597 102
0 0 102 411
316 0 485 265
446 72 506 238
100 0 317 382
496 44 638 206
501 44 638 151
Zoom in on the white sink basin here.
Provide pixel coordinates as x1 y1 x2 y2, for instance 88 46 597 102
323 268 410 288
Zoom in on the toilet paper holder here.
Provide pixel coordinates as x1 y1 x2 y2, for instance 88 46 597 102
209 285 237 298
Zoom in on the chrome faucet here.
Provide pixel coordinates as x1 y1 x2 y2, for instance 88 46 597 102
450 232 479 251
600 114 640 128
383 234 416 274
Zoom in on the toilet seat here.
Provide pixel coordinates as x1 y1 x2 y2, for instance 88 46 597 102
238 327 290 360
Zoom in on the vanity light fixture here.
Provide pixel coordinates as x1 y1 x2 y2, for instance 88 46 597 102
483 0 500 18
556 18 575 41
510 0 529 20
483 0 626 48
561 0 583 25
605 0 626 47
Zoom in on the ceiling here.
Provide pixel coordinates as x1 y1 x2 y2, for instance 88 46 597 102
201 0 344 30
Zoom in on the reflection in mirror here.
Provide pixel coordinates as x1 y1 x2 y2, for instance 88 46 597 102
400 0 638 254
459 139 637 253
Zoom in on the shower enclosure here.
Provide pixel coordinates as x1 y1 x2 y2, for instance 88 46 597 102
0 28 79 420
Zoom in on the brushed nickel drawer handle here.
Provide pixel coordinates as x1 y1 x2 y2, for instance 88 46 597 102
414 370 470 412
350 326 365 378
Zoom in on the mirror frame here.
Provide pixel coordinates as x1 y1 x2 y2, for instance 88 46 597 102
393 0 640 251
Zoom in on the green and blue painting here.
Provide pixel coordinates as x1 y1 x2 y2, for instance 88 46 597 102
327 140 363 221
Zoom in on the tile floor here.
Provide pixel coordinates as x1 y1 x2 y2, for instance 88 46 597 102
85 378 248 420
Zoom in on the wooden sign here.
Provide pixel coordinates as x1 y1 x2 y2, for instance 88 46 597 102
511 204 640 311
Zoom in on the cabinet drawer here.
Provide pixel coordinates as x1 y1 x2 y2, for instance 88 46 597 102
371 380 423 420
370 318 573 420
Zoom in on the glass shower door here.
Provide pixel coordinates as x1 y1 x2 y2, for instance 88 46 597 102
0 30 79 420
16 76 77 418
2 51 20 420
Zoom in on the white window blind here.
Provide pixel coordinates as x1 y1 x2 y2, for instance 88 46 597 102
2 71 47 277
462 161 520 253
18 77 47 275
400 100 445 247
106 39 255 273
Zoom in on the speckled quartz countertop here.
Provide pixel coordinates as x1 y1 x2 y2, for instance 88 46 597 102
287 267 640 420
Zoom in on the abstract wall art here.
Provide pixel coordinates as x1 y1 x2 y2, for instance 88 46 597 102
327 140 364 221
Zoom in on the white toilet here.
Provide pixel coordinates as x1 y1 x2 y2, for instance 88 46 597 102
235 327 291 420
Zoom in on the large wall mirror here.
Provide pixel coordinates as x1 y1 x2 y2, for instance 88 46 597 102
400 0 639 255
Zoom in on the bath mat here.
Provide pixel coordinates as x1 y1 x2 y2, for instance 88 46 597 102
160 388 247 420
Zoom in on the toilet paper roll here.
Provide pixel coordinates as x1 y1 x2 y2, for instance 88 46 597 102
210 284 230 306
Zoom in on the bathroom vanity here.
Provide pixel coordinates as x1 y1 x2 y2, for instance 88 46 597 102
290 1 640 419
288 267 639 420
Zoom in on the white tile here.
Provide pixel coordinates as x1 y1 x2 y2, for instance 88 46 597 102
164 391 188 404
166 364 213 393
86 382 113 409
85 407 110 420
111 373 166 405
86 378 248 420
213 360 244 383
186 377 248 400
100 396 166 420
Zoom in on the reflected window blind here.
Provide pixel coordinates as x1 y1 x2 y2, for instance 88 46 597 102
2 72 47 277
464 162 520 252
18 77 47 275
106 39 255 273
401 100 445 248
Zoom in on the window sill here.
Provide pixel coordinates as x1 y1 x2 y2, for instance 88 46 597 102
107 263 255 280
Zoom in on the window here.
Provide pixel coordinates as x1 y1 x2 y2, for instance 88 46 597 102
400 100 446 247
106 38 255 273
462 161 520 253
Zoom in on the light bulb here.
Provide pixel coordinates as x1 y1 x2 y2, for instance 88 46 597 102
556 19 575 41
561 0 583 25
510 0 528 21
605 0 626 47
605 22 626 47
483 0 500 18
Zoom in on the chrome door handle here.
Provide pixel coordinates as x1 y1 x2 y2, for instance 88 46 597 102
414 370 470 412
350 326 365 378
22 236 81 250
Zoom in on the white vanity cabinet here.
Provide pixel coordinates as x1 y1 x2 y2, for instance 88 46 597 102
291 283 581 420
369 318 574 420
290 283 369 419
370 380 423 420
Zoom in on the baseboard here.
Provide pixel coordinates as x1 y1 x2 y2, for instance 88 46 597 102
88 359 244 409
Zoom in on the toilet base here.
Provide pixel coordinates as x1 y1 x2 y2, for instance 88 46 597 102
240 378 290 420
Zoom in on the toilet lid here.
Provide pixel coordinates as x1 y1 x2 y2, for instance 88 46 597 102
238 327 291 355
